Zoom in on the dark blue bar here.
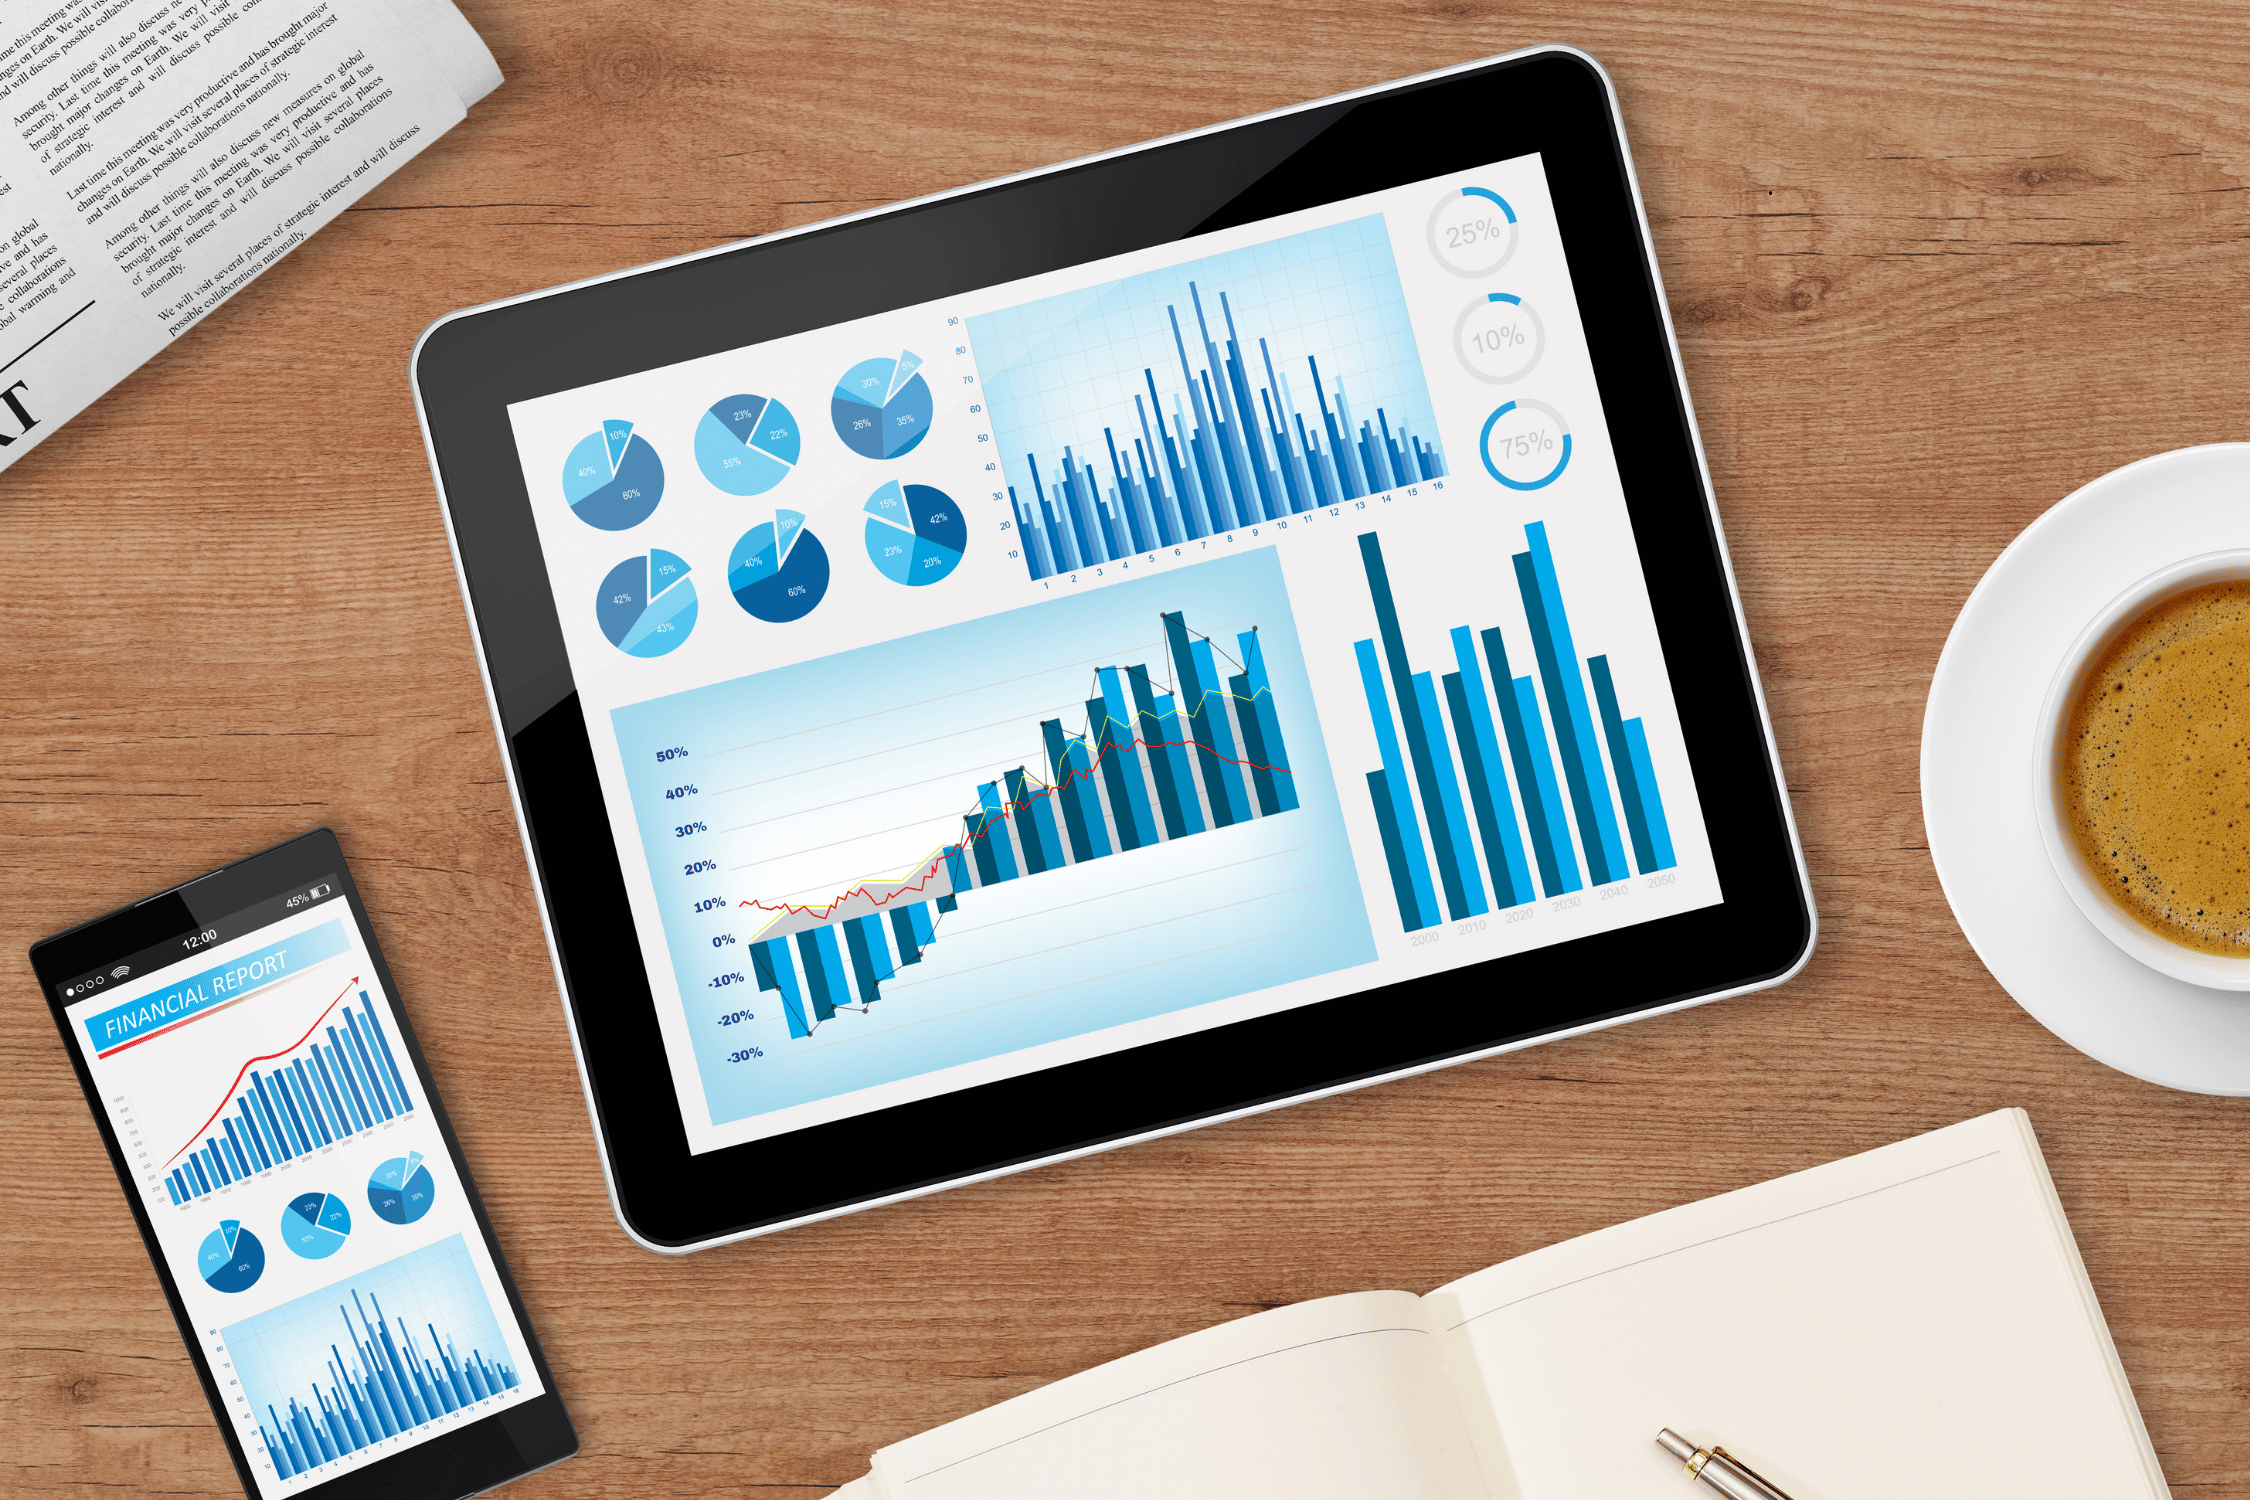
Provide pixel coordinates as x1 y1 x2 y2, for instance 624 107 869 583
794 929 839 1021
358 997 415 1113
1004 766 1058 874
1480 627 1580 897
1359 533 1474 919
1446 628 1536 908
289 1060 332 1144
1126 665 1195 838
1624 720 1676 868
1355 638 1440 929
936 892 958 913
1097 667 1159 846
1514 527 1628 883
1236 629 1297 811
1587 655 1657 875
189 1154 210 1194
888 905 923 966
345 1009 396 1117
1164 611 1240 826
841 916 886 1004
977 783 1021 880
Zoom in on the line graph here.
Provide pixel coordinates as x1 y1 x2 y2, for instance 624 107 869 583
612 546 1375 1127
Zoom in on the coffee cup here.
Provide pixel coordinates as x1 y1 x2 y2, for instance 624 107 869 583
2032 549 2250 990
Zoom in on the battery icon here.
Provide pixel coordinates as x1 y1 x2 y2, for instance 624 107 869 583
307 883 333 899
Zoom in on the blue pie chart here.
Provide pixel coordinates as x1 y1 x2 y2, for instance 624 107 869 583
863 481 965 586
831 351 933 459
729 510 829 624
562 420 665 530
280 1191 352 1260
367 1151 436 1226
694 394 801 495
596 548 698 657
198 1220 265 1293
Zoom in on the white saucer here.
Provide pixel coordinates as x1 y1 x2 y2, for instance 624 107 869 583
1922 443 2250 1095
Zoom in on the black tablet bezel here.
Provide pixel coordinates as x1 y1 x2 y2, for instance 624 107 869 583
29 828 578 1500
413 46 1814 1251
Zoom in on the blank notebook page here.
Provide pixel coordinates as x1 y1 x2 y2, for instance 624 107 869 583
1425 1109 2166 1500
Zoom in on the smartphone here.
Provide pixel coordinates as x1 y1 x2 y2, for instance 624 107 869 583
30 828 577 1499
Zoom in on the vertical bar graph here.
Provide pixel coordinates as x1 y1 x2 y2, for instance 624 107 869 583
228 1236 522 1481
736 607 1301 1029
163 997 416 1204
971 217 1448 581
1353 526 1677 934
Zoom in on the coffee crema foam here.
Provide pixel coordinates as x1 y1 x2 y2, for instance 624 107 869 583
2065 580 2250 956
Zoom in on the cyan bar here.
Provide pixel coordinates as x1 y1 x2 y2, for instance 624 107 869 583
1187 635 1254 819
1355 638 1440 927
1623 718 1677 870
1229 669 1281 816
1126 665 1197 838
222 1119 252 1178
1360 532 1474 919
1514 529 1628 884
944 840 974 896
1586 655 1658 875
1043 719 1111 862
1237 628 1297 811
751 939 810 1038
1448 628 1536 908
164 1174 181 1205
1366 769 1430 930
794 929 839 1022
237 1102 271 1169
312 1048 355 1136
1480 628 1578 897
976 783 1022 881
1098 667 1161 846
887 905 923 966
1150 692 1208 835
908 901 936 947
965 812 998 885
1164 612 1240 827
1005 766 1062 874
1414 671 1489 917
250 1075 293 1157
272 1069 312 1152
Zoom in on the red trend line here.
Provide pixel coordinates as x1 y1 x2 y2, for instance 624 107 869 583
736 726 1293 924
165 977 359 1167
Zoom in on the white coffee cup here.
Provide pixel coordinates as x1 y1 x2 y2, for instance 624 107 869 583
2031 549 2250 990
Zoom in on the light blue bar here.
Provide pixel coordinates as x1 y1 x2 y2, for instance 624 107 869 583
1237 629 1297 811
976 782 1021 880
1624 719 1677 869
1450 627 1536 907
344 1012 394 1119
221 1120 251 1178
189 1153 211 1194
1411 671 1488 917
1096 667 1160 840
1513 677 1583 894
1188 638 1254 817
238 1102 271 1169
358 997 415 1113
907 901 935 948
1355 639 1440 925
1521 523 1629 882
1150 694 1208 835
164 1175 181 1205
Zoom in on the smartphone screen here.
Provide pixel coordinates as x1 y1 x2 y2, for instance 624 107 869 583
50 868 552 1496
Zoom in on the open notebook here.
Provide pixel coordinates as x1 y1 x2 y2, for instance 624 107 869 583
828 1110 2164 1500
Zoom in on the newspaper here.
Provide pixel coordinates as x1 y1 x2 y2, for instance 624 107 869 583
0 0 499 471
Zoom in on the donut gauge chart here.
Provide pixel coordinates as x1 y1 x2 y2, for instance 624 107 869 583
832 351 933 459
1479 399 1572 491
198 1219 265 1293
279 1191 352 1260
730 510 830 623
367 1151 436 1226
597 548 698 657
694 393 801 495
562 420 664 530
863 481 965 586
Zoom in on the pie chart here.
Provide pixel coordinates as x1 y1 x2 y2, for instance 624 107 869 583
596 548 698 657
198 1219 265 1294
280 1191 352 1260
694 393 801 495
729 510 829 624
831 351 933 459
367 1151 436 1226
561 420 665 530
863 481 965 586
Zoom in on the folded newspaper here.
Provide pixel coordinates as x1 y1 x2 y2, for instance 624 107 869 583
0 0 501 472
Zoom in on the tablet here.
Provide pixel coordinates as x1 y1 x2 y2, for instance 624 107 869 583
413 45 1814 1252
29 829 577 1498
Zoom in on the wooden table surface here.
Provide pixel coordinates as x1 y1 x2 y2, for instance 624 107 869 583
7 1 2249 1494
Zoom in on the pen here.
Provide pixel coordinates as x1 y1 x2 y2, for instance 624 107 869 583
1655 1429 1798 1500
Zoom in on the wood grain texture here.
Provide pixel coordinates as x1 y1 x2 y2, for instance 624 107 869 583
6 1 2250 1494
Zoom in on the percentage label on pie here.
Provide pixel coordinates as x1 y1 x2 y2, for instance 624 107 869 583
1479 399 1573 492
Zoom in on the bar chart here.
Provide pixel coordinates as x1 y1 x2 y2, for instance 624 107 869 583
969 216 1448 581
1354 524 1677 933
741 607 1303 1036
612 546 1375 1128
162 992 417 1207
226 1235 521 1482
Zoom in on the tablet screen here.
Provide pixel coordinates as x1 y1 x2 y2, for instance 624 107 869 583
505 149 1722 1155
55 882 547 1494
